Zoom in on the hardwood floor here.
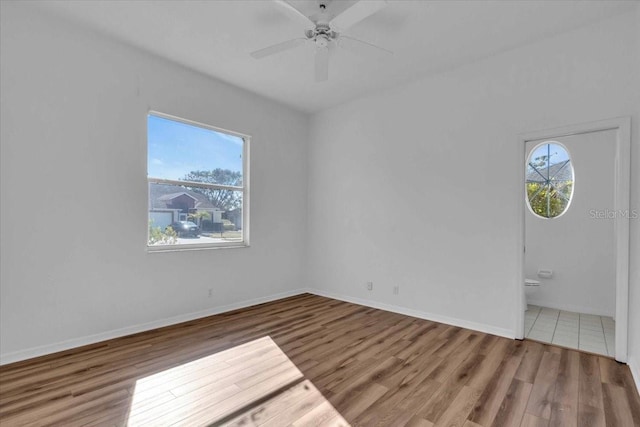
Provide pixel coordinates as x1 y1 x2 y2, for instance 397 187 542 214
1 294 639 426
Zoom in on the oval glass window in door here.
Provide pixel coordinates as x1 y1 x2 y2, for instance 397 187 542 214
526 142 574 219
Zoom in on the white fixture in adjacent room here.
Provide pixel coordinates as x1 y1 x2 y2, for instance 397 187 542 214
523 279 541 311
537 269 553 279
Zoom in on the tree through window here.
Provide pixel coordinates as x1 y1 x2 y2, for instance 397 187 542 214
526 142 574 219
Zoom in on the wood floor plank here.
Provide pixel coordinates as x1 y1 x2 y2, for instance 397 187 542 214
289 400 349 427
395 323 450 361
324 356 403 395
577 404 606 427
549 349 579 427
431 328 474 359
0 294 638 426
491 379 533 427
2 386 131 426
626 387 640 427
432 385 482 427
601 383 635 427
428 332 483 383
465 337 511 390
515 340 545 384
467 343 525 426
378 351 443 391
525 351 561 419
476 334 500 356
329 381 388 421
360 340 447 424
406 418 435 427
598 356 628 388
163 365 303 425
311 356 379 392
520 413 549 427
599 356 640 425
222 380 327 427
354 318 415 361
351 375 440 426
418 353 485 423
579 352 604 410
391 379 442 425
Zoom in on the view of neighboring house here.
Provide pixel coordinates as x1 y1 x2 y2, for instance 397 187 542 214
148 183 224 230
526 159 572 183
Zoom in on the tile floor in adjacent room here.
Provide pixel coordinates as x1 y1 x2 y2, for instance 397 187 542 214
525 305 615 357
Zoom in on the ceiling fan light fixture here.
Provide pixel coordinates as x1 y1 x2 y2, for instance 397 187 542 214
315 35 329 48
250 0 391 82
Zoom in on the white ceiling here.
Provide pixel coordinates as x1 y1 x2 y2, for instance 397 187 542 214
32 0 636 113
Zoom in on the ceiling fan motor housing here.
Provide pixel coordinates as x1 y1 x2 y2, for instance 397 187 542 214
305 25 338 43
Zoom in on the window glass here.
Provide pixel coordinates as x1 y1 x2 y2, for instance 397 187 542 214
147 113 248 249
526 142 574 219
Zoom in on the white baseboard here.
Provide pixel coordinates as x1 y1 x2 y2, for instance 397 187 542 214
527 299 614 318
1 287 518 366
0 288 311 366
629 356 640 396
308 289 514 339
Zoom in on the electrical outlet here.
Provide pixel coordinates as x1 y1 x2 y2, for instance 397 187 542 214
393 285 399 295
208 289 213 298
366 281 373 291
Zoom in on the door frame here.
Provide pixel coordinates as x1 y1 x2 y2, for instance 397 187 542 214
515 117 631 363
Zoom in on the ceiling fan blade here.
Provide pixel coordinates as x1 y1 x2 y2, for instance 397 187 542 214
315 47 329 82
330 0 388 31
251 38 306 59
338 35 393 56
273 0 315 29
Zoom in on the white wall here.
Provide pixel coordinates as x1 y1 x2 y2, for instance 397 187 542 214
628 3 640 389
307 12 639 339
0 3 309 364
525 131 616 317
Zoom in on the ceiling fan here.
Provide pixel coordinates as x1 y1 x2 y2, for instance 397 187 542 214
251 0 392 82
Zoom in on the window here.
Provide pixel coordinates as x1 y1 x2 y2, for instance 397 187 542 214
147 112 249 250
526 142 574 219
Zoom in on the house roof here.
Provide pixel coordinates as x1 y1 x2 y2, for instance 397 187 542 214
158 192 197 202
149 183 217 210
526 160 573 183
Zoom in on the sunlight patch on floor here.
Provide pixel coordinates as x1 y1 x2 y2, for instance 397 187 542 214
125 336 348 426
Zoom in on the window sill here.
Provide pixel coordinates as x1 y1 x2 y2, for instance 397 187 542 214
147 242 249 253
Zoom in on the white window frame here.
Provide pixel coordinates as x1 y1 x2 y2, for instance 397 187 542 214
147 111 250 252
